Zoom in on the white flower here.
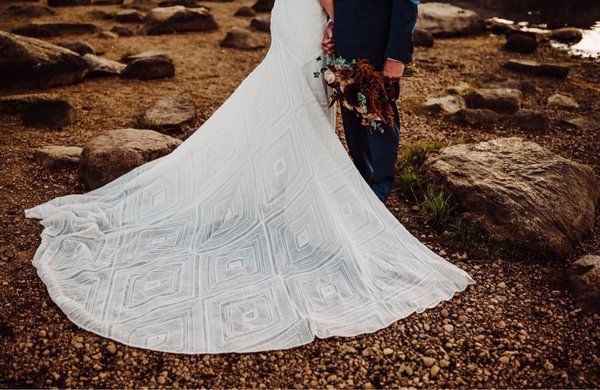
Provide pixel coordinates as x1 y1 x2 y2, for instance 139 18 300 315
323 69 336 84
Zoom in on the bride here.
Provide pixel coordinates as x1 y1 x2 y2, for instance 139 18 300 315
26 0 474 353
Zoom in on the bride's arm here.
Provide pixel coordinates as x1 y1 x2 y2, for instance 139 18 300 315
320 0 334 19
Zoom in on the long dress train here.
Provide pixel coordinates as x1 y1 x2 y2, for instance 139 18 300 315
25 0 474 353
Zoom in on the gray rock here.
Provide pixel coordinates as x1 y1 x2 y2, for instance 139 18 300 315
511 109 550 132
250 15 270 33
504 59 570 78
416 2 484 37
0 32 87 90
550 27 583 44
455 108 500 127
234 6 256 17
12 22 100 38
87 10 114 20
111 25 135 37
145 6 218 35
0 94 77 128
547 94 579 110
504 33 537 54
446 82 473 96
158 0 200 7
465 88 523 114
57 40 95 56
426 137 599 258
485 18 517 34
115 9 145 23
121 57 175 79
35 146 82 169
97 30 119 40
83 54 126 77
80 128 182 189
566 255 600 313
220 27 265 50
48 0 90 6
413 28 434 48
7 4 56 17
566 114 600 132
251 0 274 12
121 50 172 63
424 95 466 114
142 95 196 131
91 0 124 4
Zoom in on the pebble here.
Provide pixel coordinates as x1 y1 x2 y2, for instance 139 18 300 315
422 357 436 367
442 324 454 332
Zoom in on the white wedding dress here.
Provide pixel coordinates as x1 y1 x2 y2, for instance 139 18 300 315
26 0 474 354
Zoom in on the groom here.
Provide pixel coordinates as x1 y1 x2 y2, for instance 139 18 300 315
323 0 419 201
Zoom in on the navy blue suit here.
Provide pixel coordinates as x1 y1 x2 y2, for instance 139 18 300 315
334 0 418 200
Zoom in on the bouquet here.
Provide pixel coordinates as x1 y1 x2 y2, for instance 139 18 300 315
315 56 417 133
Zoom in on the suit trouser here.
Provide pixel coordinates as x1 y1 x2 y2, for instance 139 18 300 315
341 94 400 200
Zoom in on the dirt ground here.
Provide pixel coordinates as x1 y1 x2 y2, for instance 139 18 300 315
0 0 599 388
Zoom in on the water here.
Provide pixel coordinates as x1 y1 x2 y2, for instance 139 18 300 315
425 0 600 58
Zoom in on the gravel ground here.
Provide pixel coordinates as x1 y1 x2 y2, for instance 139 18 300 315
1 0 599 388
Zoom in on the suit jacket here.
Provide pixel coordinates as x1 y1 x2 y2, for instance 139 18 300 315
334 0 418 70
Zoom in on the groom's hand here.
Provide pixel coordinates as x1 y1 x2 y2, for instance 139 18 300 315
383 58 405 81
321 20 335 54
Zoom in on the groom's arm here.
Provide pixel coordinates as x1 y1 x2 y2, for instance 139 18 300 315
385 0 419 63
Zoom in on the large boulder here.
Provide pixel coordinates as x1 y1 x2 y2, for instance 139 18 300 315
465 88 522 114
566 255 600 313
12 22 100 38
80 128 181 189
144 6 218 35
416 2 484 37
142 95 196 131
504 59 570 78
0 32 87 90
251 0 274 12
426 137 599 258
220 27 264 50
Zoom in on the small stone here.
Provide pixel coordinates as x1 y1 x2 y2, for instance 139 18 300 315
38 330 47 337
547 94 579 110
107 342 117 354
430 365 441 377
442 324 454 332
422 356 435 367
544 360 554 370
383 348 394 356
499 356 510 364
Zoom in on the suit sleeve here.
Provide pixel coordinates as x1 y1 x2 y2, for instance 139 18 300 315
385 0 419 63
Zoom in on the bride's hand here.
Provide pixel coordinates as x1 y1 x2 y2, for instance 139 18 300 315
321 20 335 54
